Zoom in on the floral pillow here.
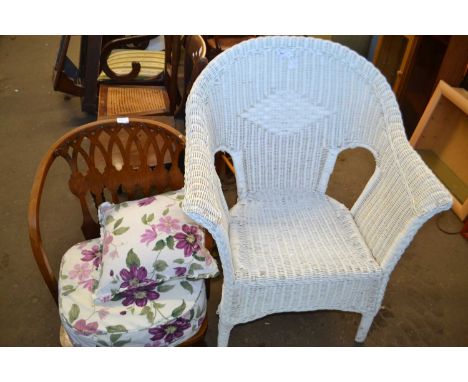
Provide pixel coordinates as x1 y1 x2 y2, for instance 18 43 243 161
94 189 219 303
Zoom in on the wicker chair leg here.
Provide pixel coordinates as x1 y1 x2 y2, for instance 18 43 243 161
355 312 376 343
218 319 233 347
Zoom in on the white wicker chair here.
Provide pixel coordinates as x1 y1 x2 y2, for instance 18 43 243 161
182 36 452 346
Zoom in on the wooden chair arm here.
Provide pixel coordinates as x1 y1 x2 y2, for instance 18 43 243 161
28 148 59 304
100 35 160 83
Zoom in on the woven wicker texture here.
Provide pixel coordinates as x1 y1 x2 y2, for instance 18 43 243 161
182 36 453 346
103 85 169 116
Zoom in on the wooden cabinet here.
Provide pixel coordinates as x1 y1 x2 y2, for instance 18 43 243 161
373 35 419 99
410 81 468 221
373 35 468 138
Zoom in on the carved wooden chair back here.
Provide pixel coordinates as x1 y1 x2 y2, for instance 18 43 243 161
99 35 159 85
99 35 182 91
28 119 185 302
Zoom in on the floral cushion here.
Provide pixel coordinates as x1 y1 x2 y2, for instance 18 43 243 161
59 238 207 347
95 189 219 301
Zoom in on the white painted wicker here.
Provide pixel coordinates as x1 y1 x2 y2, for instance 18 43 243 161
182 36 452 346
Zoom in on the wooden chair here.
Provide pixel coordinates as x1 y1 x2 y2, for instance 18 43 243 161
98 36 207 119
53 36 121 113
28 118 208 346
174 35 209 118
53 36 84 97
98 36 183 119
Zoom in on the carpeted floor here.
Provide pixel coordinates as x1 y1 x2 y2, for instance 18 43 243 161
0 35 467 346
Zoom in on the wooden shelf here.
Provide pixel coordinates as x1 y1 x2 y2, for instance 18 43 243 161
410 81 468 220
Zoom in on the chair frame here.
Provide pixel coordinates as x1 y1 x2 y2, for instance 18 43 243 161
28 118 208 346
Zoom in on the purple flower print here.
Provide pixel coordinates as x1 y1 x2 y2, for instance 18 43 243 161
156 216 181 234
80 244 102 269
102 231 113 256
174 224 202 257
79 278 97 292
119 266 152 290
140 224 158 246
73 319 98 336
69 263 92 282
199 248 212 266
138 196 156 207
148 317 191 344
121 284 160 307
174 267 187 277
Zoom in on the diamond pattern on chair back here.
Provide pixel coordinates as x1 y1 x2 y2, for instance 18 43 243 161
191 36 399 201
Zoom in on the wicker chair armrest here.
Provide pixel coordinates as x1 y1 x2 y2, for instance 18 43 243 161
352 124 452 272
100 35 159 82
182 98 234 281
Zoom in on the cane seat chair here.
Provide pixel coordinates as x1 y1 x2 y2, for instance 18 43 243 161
98 36 182 118
98 36 207 120
28 118 209 346
182 36 452 346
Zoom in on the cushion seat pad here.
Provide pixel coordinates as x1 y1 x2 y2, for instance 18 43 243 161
59 238 207 347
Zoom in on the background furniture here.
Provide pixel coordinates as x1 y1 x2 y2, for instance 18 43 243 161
98 36 182 118
28 118 207 346
53 36 84 97
373 35 419 100
53 35 167 114
98 35 165 85
204 35 256 60
53 36 109 113
410 80 468 221
373 35 468 137
182 36 452 346
98 36 207 120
